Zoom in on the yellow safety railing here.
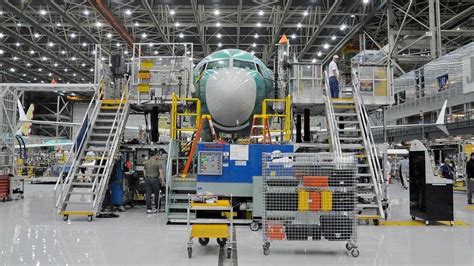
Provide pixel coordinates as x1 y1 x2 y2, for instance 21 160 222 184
261 95 291 142
171 93 202 139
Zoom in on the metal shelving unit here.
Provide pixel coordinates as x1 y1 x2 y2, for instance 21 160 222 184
261 153 359 257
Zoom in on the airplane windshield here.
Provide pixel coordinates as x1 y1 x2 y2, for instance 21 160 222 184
233 60 256 70
207 59 229 70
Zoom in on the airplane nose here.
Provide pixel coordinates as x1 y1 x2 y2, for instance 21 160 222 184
205 68 257 128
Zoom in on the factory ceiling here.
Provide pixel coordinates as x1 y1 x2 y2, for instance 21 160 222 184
0 0 472 83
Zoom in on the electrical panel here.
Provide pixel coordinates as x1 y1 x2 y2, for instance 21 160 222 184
198 151 223 175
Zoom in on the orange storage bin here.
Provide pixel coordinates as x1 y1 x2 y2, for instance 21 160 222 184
266 223 286 240
309 191 321 211
138 70 151 79
303 176 329 187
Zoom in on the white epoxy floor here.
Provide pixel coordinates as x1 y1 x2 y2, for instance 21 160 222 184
1 181 474 265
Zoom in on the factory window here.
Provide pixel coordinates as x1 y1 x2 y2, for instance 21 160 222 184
233 60 256 70
207 59 229 70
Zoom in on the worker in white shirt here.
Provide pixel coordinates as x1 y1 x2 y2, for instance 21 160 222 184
399 156 409 189
328 55 340 98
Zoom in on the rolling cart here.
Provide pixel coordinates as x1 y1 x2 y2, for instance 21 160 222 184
261 153 359 257
186 194 234 259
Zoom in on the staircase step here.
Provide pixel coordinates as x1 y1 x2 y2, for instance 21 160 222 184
68 191 95 195
95 119 116 123
357 173 372 177
93 126 118 130
171 194 190 200
340 144 364 149
169 203 188 209
88 141 108 146
172 186 196 191
339 137 362 141
336 120 359 124
333 105 355 109
98 113 119 117
71 182 93 187
168 213 196 221
63 201 92 205
357 204 379 208
357 183 374 187
90 133 113 138
334 113 357 117
338 128 361 133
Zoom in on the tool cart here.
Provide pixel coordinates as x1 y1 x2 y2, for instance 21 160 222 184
186 194 234 259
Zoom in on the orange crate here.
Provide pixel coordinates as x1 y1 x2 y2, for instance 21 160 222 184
309 191 321 211
266 223 285 240
303 176 328 187
138 70 151 79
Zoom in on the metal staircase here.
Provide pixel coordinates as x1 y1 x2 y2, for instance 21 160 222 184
54 79 130 221
324 72 386 223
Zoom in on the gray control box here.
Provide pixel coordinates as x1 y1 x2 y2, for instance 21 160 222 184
197 151 223 175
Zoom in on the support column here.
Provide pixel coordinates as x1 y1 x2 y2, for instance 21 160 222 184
303 109 310 142
429 0 441 59
296 113 302 143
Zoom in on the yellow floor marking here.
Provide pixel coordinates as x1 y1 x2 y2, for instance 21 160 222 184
380 220 469 227
465 205 474 211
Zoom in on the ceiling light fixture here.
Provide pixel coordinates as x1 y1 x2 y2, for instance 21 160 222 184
317 51 322 57
218 42 222 47
116 43 121 47
34 33 40 38
81 63 86 67
216 22 221 27
134 22 139 27
170 10 175 15
82 42 87 47
141 33 147 38
48 42 54 47
216 33 222 39
175 21 180 27
15 42 20 47
0 33 4 38
340 24 347 30
56 22 61 27
214 9 220 16
258 10 264 16
252 42 257 47
29 50 35 54
297 23 302 28
42 56 47 61
0 49 4 55
179 32 184 38
96 21 102 27
291 33 296 39
254 33 259 39
40 10 47 16
70 33 76 38
257 22 262 27
125 9 132 16
54 63 58 67
13 56 18 61
303 10 308 16
311 58 316 63
323 43 329 49
331 35 336 40
106 33 112 38
83 10 90 16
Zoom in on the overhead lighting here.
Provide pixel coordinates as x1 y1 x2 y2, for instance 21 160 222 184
22 73 26 77
33 78 37 81
34 33 40 38
38 68 42 72
323 43 329 49
61 50 66 55
82 42 87 47
13 56 18 61
125 9 132 16
0 11 3 15
216 33 222 39
303 10 308 16
148 43 153 47
81 63 86 67
456 27 461 31
96 21 102 27
73 73 77 77
175 21 180 27
331 35 337 41
297 23 302 28
291 33 296 39
0 49 3 55
15 42 20 47
83 10 90 16
42 56 48 61
363 0 369 3
170 9 175 15
54 63 58 67
64 68 68 72
41 81 45 84
90 68 94 72
186 51 191 55
27 63 32 66
179 32 184 39
0 33 4 38
254 33 259 39
116 42 121 47
56 22 61 27
17 22 22 27
124 50 129 55
340 24 347 30
71 56 76 61
257 22 262 27
48 42 54 47
48 73 52 77
317 51 322 57
134 22 139 27
350 14 355 18
218 42 222 47
311 58 316 63
9 68 15 72
258 10 264 16
40 10 47 16
215 22 221 27
252 42 257 47
154 50 159 55
141 33 147 38
106 33 112 38
70 33 76 38
29 50 35 55
214 9 220 16
251 51 255 55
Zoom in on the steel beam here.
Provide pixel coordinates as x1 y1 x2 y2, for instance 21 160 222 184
191 0 208 56
141 0 171 46
3 0 94 65
264 0 293 64
297 0 342 61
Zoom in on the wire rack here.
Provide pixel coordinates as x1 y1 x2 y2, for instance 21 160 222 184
261 152 359 257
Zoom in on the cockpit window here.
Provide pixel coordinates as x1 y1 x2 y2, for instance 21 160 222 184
233 60 256 70
256 63 263 76
206 59 229 70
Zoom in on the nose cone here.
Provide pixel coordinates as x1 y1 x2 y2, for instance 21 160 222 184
205 68 257 128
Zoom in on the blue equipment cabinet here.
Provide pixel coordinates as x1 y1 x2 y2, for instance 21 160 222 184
196 143 293 197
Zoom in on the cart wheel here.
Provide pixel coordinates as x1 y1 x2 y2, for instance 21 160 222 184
198 238 210 246
365 220 370 225
250 221 260 231
87 215 93 222
411 216 416 221
450 221 454 227
425 220 429 226
217 238 227 247
373 219 380 226
346 243 353 250
351 248 360 257
263 247 270 256
63 215 69 221
226 248 232 259
263 242 270 249
187 247 192 258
